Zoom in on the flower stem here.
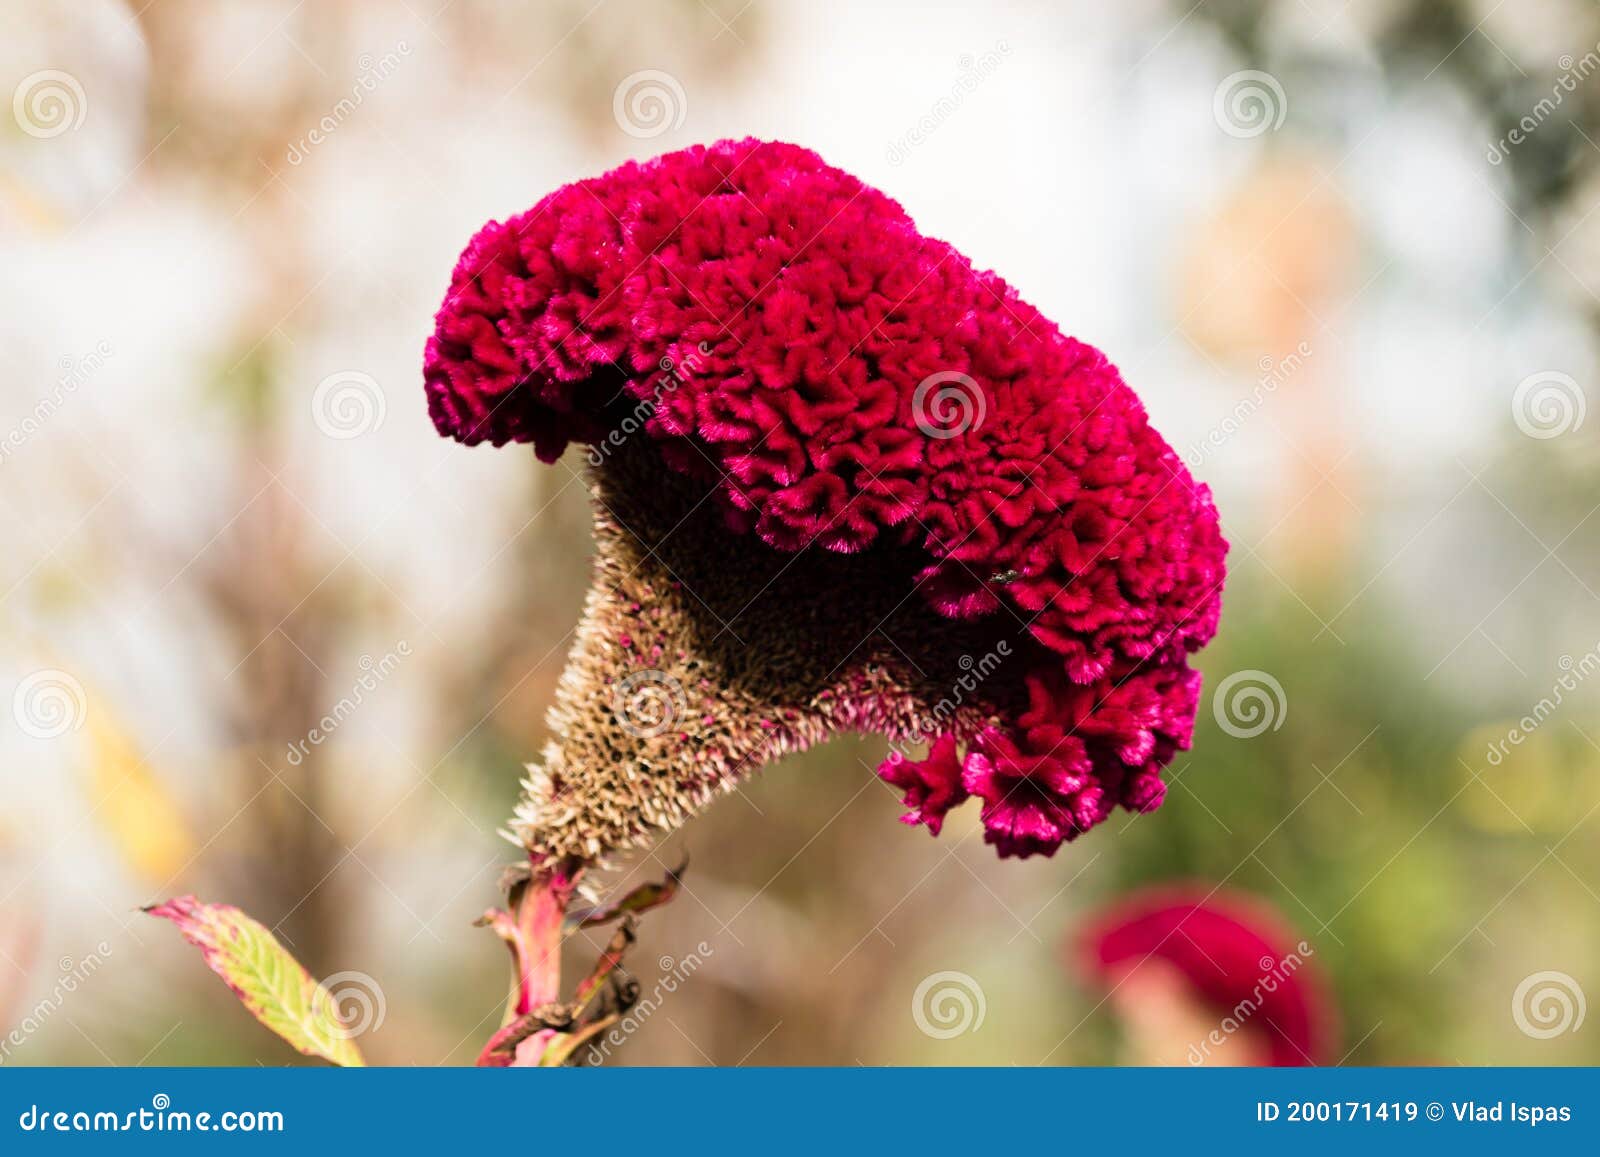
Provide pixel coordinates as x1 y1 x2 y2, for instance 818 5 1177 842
474 854 686 1067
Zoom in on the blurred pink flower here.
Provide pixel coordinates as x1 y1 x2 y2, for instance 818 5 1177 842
1075 885 1337 1066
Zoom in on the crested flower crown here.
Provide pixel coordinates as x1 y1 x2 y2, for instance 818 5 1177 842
425 138 1227 862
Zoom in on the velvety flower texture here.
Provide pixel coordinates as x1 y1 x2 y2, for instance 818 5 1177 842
425 139 1226 859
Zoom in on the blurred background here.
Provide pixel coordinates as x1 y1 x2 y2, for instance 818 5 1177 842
2 0 1599 1066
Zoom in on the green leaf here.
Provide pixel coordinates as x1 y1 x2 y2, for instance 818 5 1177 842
145 895 366 1067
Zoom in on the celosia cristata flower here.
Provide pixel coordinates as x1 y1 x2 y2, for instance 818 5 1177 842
424 139 1226 863
1075 886 1335 1066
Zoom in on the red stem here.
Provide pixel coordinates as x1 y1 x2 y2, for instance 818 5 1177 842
513 861 580 1014
475 857 585 1067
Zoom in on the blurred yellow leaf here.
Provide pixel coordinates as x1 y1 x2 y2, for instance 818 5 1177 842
84 713 196 885
0 169 66 233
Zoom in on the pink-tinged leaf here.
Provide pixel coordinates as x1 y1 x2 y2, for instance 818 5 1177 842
476 1007 569 1068
570 921 634 1013
539 1011 622 1068
145 895 365 1067
567 855 687 929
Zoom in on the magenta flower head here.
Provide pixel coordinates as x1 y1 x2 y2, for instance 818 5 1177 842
425 139 1226 864
1075 886 1335 1066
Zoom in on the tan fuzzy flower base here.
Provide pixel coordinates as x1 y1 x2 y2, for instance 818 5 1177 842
511 436 1026 865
